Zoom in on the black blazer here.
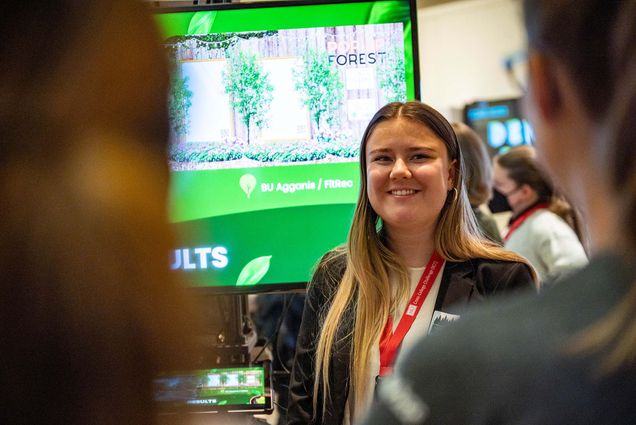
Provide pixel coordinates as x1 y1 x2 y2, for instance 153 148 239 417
287 251 535 425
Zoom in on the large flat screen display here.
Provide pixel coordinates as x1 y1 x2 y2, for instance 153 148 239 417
154 0 420 292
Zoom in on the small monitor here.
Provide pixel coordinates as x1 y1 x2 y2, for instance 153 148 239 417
153 0 420 293
155 362 273 415
464 98 533 157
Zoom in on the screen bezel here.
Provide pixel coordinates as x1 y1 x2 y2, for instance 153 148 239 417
155 0 421 294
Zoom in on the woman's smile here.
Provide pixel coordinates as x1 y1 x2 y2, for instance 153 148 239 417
388 188 419 196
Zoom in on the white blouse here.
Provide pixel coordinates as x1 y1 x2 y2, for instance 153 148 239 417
343 262 446 425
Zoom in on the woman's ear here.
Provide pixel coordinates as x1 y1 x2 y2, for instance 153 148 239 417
528 51 562 120
448 159 458 187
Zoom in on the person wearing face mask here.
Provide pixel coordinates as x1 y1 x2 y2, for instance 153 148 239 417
286 101 537 425
493 146 588 284
360 0 636 424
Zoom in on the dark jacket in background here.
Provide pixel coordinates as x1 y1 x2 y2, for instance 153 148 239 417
287 251 535 425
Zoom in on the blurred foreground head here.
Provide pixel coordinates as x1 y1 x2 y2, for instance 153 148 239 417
523 0 636 253
523 0 636 371
0 1 201 424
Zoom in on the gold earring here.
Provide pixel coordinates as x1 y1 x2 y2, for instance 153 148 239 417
449 187 458 202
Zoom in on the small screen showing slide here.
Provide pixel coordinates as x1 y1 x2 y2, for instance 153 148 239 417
155 365 271 413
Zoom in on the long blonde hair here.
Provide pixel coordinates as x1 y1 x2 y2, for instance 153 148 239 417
313 102 535 417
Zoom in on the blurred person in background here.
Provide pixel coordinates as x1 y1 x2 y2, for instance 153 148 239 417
452 122 503 244
493 145 587 284
362 0 636 423
0 1 203 424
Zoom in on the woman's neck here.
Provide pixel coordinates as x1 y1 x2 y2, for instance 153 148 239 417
385 225 436 268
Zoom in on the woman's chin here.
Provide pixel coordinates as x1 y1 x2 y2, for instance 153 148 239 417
383 216 434 233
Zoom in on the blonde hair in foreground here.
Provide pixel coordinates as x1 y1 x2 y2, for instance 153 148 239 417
313 102 537 418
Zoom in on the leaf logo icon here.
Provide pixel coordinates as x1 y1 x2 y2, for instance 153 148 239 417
187 11 217 35
236 256 272 286
240 174 257 199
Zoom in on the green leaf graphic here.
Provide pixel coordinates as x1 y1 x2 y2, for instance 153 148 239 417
187 11 216 35
236 256 272 286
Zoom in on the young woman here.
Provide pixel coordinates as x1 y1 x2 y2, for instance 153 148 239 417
453 122 503 244
493 146 588 283
287 101 536 425
363 1 636 424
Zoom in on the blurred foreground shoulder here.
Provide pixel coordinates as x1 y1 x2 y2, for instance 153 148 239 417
363 254 636 424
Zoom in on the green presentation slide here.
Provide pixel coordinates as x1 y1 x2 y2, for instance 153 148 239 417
155 367 266 407
155 0 418 289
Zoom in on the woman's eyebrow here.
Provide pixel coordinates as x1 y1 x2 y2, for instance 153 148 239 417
407 146 437 152
367 148 392 155
369 145 438 154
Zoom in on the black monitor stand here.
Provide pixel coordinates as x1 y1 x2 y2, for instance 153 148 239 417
202 294 254 366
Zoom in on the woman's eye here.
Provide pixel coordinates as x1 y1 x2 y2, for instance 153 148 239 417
373 155 391 162
412 153 430 160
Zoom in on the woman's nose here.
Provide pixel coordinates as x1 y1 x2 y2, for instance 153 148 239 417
390 158 412 179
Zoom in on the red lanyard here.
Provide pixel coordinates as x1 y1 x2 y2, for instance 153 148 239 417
378 251 445 377
503 202 550 242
